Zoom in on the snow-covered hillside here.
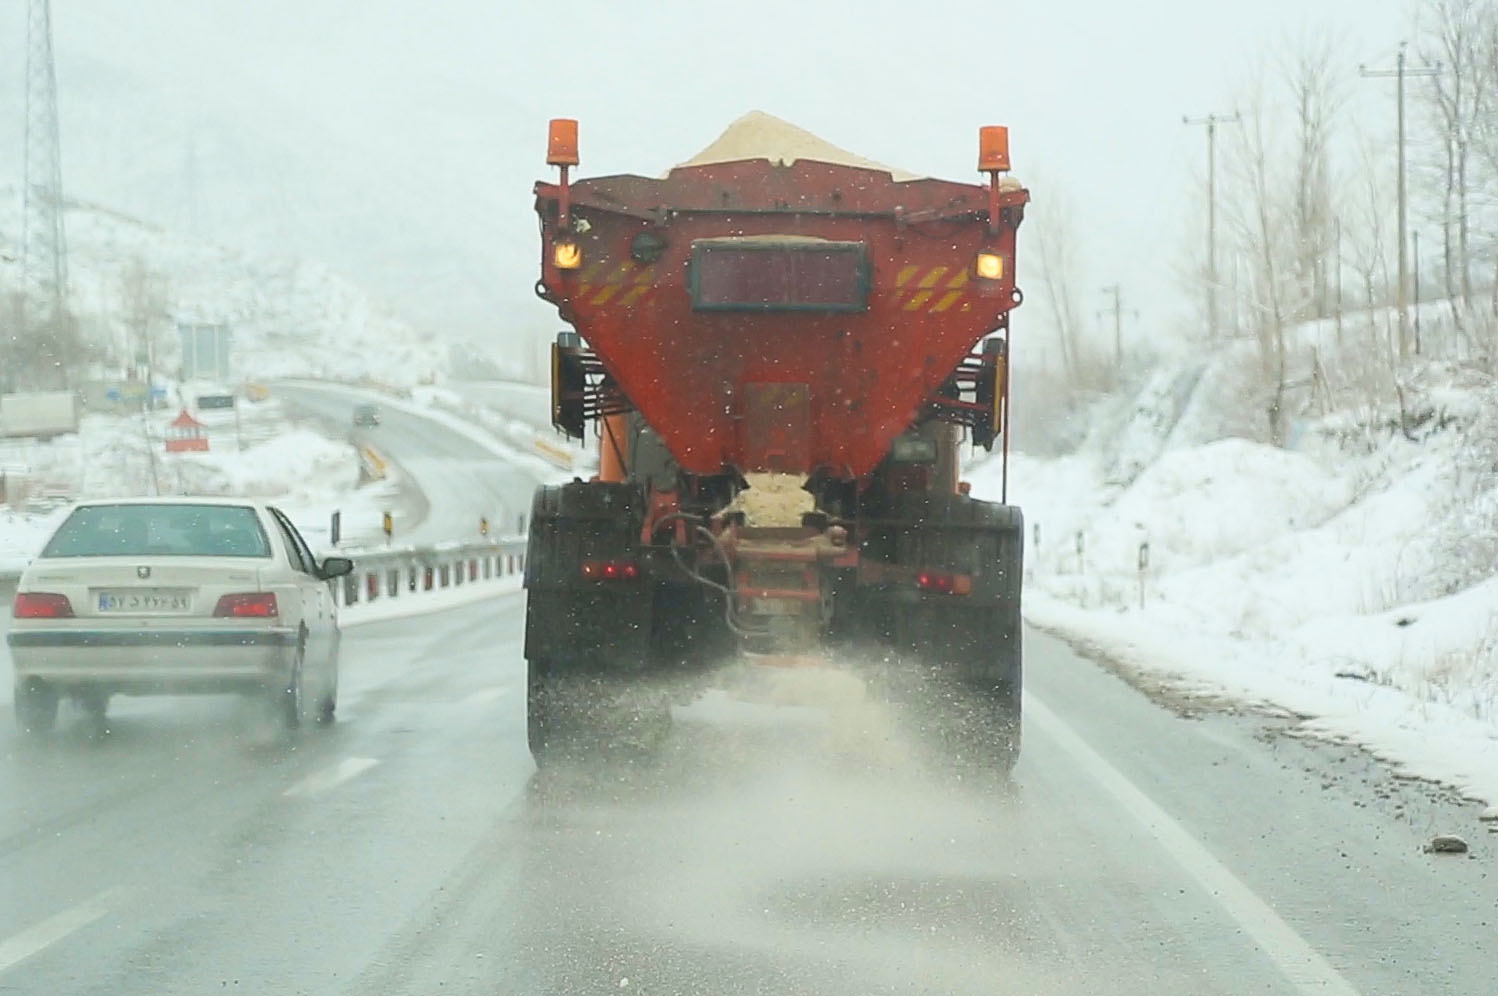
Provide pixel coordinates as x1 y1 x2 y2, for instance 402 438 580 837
978 316 1498 810
0 189 436 387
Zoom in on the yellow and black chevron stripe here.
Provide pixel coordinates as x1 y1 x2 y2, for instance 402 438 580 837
572 259 973 313
892 264 972 313
574 261 656 308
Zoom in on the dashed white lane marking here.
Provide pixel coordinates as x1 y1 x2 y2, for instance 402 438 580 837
0 888 123 975
283 757 381 798
459 686 507 707
1026 694 1361 996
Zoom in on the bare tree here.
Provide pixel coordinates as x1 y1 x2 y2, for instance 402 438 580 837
1223 72 1293 445
1348 131 1396 342
1417 0 1487 315
1030 190 1084 389
119 258 169 387
1470 3 1498 324
1347 129 1426 436
1280 30 1344 321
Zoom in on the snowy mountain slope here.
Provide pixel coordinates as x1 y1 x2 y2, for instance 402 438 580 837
0 7 527 345
0 189 435 386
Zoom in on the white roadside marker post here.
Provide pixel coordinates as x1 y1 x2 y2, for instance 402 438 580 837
1138 540 1150 610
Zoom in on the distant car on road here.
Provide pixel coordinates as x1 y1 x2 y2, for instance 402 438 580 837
6 497 354 735
352 403 382 427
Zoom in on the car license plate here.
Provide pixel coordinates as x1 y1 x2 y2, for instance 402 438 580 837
97 589 192 613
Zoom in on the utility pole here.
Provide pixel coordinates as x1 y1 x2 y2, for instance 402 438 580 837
21 0 70 386
1361 43 1440 361
1183 111 1240 340
1098 285 1136 365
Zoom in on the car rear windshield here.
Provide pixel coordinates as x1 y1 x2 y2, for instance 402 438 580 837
41 504 273 559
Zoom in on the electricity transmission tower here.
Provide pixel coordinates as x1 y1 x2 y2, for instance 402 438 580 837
20 0 70 385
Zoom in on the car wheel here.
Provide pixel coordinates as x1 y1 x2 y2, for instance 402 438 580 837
315 644 339 726
15 680 59 736
77 691 110 722
73 692 112 740
276 640 306 730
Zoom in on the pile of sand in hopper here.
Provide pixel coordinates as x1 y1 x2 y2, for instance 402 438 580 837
675 110 921 181
674 109 1024 190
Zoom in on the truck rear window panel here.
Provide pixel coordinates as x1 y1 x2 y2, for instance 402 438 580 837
689 240 870 313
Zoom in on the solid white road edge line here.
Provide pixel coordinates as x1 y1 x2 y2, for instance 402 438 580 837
0 887 123 975
1025 693 1361 996
283 757 381 798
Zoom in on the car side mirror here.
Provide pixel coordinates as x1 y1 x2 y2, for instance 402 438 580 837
319 556 354 580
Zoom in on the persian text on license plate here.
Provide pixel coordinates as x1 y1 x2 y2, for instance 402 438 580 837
97 590 191 613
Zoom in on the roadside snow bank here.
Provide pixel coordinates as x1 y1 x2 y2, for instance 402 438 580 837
1024 592 1498 805
986 371 1498 808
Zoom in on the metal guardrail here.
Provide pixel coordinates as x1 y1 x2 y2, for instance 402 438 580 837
1 538 528 606
333 537 528 609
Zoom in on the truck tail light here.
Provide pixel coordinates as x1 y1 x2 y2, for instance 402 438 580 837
916 572 972 596
214 592 279 618
13 592 74 618
975 252 1005 280
581 560 639 582
554 242 582 269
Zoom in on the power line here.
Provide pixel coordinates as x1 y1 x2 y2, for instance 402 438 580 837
1360 42 1440 361
1183 111 1240 341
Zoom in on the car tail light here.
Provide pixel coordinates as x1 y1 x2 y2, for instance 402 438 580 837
213 592 279 617
916 572 971 596
581 560 640 581
13 592 74 618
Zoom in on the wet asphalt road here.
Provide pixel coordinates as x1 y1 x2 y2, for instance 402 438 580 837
273 382 543 545
2 590 1495 996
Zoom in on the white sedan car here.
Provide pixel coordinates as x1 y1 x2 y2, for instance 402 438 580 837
7 497 353 734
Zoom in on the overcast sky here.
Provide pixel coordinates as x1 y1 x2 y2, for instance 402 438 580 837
2 0 1414 358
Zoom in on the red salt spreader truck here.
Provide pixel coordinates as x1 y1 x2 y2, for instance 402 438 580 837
525 117 1030 769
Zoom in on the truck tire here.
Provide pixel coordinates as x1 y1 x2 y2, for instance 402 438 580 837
954 608 1023 775
895 601 1022 774
872 495 1024 774
524 481 666 766
527 656 670 767
527 656 569 765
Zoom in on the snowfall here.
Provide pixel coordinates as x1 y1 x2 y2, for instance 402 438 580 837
969 310 1498 815
0 186 440 390
3 175 1495 817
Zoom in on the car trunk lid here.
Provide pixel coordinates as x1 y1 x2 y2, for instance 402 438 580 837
23 557 268 620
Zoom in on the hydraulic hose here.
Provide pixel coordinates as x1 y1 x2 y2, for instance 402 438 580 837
651 511 765 639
